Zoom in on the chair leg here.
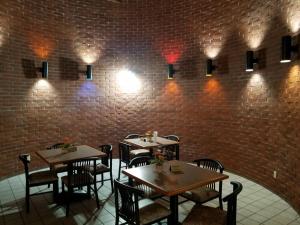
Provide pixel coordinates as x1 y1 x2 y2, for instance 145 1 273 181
118 159 121 180
26 185 30 213
94 181 100 209
87 184 91 199
110 170 114 192
115 214 119 225
101 173 104 187
66 187 71 216
219 195 223 210
53 181 58 201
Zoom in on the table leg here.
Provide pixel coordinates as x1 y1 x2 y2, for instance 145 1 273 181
168 195 179 225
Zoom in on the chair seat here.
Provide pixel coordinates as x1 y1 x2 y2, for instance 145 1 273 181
181 187 219 203
61 173 94 187
90 164 110 174
52 163 68 173
183 205 226 225
29 171 58 186
135 184 162 199
130 149 150 156
138 199 170 225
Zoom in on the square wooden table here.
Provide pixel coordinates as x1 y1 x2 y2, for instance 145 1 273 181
123 160 229 225
36 145 106 165
36 145 106 203
124 136 179 148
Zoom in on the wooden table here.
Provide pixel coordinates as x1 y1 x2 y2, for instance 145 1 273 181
123 160 229 225
124 136 179 149
36 145 106 165
36 145 106 204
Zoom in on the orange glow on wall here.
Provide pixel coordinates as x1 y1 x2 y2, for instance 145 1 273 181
204 79 221 95
156 39 186 64
28 32 54 59
165 80 181 95
281 65 300 97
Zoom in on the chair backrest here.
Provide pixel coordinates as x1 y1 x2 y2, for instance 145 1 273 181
129 156 151 168
99 144 112 168
67 159 95 187
223 181 243 225
19 154 31 182
163 135 180 160
125 134 141 139
119 142 131 164
163 135 180 142
114 179 144 225
193 158 224 191
47 143 64 149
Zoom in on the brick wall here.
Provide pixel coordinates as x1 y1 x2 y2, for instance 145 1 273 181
0 0 299 213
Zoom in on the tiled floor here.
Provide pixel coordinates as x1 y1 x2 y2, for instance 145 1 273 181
0 159 299 225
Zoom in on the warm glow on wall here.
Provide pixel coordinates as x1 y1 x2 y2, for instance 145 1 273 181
200 29 227 59
116 69 141 93
165 80 181 95
28 32 54 59
282 65 300 94
204 79 221 95
32 79 52 90
204 46 222 59
241 73 270 108
0 16 8 48
76 45 102 64
281 1 300 33
239 4 275 49
0 27 4 47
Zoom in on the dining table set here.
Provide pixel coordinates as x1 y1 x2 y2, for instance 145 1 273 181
20 134 231 224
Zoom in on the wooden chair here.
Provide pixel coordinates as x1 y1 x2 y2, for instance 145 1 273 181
162 135 180 160
183 181 243 225
180 158 224 209
128 156 161 199
61 159 99 216
114 179 170 225
19 154 58 213
118 142 150 180
90 144 114 192
125 134 142 139
47 143 68 174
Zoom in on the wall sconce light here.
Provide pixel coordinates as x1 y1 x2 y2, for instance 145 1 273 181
246 51 258 72
39 61 48 79
206 59 216 76
281 35 298 63
168 64 176 79
86 65 93 80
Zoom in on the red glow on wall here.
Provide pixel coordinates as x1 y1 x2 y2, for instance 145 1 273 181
28 32 54 59
156 39 186 64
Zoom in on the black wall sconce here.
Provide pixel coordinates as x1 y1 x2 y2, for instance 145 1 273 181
38 61 48 79
86 65 93 80
281 35 298 63
246 51 258 72
168 64 176 79
206 59 216 76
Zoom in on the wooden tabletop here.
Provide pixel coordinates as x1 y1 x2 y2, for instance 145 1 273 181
36 145 106 165
123 160 229 196
124 136 179 148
